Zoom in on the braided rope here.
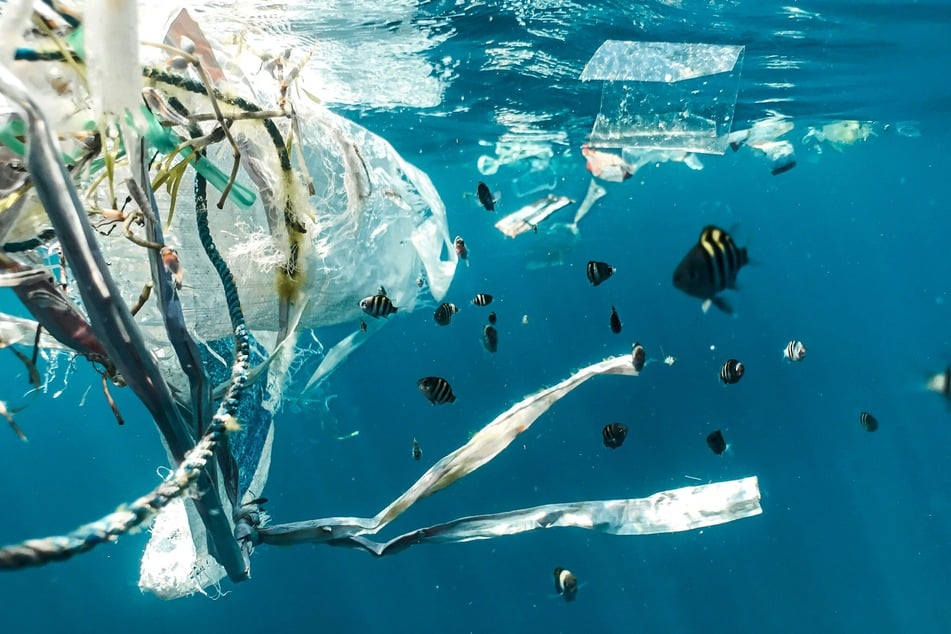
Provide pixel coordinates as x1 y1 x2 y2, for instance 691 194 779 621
0 411 227 569
0 160 254 574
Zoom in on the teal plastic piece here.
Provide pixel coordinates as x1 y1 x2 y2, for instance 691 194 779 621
3 23 256 210
138 106 256 210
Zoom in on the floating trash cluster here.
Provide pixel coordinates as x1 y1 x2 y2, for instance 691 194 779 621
3 2 933 608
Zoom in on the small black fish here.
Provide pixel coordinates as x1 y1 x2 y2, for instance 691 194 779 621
477 181 496 211
859 411 879 432
360 320 368 332
482 324 499 353
602 422 628 449
784 340 806 362
360 294 398 318
707 429 727 455
609 306 622 334
720 359 744 385
434 302 458 326
553 567 578 603
472 293 493 307
586 260 614 287
631 342 646 372
487 311 497 325
412 438 422 460
418 376 456 404
673 225 749 314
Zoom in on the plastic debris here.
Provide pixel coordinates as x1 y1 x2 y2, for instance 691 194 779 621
495 194 574 238
582 41 745 154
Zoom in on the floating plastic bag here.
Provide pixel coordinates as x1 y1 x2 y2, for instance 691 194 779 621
582 41 745 154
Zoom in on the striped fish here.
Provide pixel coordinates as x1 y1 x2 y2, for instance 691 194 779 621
434 302 458 326
673 225 749 314
360 293 398 318
859 411 878 432
472 293 493 306
418 376 456 404
720 359 744 384
586 260 614 287
784 340 807 362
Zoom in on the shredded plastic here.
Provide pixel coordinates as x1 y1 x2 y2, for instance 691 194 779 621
258 355 761 551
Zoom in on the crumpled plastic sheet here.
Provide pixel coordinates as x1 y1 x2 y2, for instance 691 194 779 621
257 355 762 553
581 41 744 83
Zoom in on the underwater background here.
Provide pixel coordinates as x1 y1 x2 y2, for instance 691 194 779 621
2 1 951 632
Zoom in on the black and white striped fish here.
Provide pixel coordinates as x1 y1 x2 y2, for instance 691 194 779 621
673 225 749 314
412 438 422 460
472 293 493 306
360 293 398 318
783 340 807 362
434 302 458 326
418 376 456 404
859 411 878 432
720 359 744 384
586 260 614 287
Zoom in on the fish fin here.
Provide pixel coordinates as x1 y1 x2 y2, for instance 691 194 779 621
710 296 734 315
701 299 713 314
738 246 751 267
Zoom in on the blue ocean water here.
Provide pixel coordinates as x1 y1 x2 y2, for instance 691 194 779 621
2 1 951 632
